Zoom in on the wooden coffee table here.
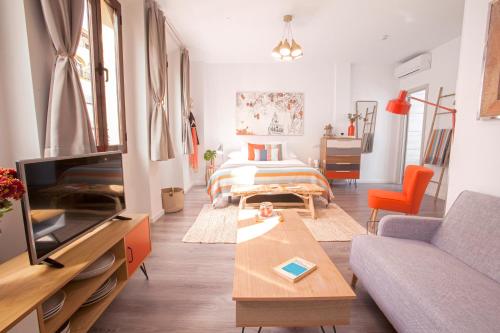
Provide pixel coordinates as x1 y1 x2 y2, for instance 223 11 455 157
230 183 325 219
233 210 355 331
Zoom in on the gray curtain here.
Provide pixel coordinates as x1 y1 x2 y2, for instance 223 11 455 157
147 1 175 161
41 0 96 157
181 49 194 155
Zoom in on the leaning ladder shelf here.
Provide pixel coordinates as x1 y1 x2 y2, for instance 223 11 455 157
420 87 456 201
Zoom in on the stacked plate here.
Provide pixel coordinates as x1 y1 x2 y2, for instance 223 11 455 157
74 252 116 281
81 275 117 307
42 290 66 320
56 320 70 333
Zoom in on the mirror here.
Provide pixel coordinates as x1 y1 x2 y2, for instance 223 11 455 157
355 101 378 153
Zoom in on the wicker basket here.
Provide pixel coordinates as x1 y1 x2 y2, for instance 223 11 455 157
161 187 184 213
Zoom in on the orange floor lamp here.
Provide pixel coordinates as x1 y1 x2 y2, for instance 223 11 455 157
386 90 457 129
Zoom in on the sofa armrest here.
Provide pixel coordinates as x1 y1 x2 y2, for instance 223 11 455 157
377 215 443 242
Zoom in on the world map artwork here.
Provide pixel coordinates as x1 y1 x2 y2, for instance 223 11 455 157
236 92 304 136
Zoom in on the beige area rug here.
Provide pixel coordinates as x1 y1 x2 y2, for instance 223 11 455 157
182 203 366 243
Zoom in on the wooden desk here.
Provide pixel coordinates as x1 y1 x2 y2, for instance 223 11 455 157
233 211 355 329
230 183 325 219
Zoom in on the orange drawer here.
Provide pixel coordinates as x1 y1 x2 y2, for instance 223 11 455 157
124 217 151 277
325 171 360 179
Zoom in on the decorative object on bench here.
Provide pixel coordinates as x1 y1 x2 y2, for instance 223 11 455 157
320 136 362 184
350 191 500 333
258 202 274 218
236 92 304 136
230 183 325 219
479 0 500 118
367 165 433 233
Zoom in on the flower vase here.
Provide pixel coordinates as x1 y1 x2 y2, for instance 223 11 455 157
348 121 355 137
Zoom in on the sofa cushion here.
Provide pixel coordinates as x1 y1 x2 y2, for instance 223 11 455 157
431 191 500 283
350 235 500 333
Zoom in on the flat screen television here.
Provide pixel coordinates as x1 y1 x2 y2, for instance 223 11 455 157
17 152 126 265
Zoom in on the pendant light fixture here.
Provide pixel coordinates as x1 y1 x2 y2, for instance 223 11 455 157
272 15 303 61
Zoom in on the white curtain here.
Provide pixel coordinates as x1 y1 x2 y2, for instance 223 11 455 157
41 0 96 157
147 1 175 161
181 49 194 155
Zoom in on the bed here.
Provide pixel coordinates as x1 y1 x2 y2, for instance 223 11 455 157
207 155 334 205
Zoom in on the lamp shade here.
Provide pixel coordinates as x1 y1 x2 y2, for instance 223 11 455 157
271 42 282 58
386 90 411 115
290 39 302 57
279 39 291 56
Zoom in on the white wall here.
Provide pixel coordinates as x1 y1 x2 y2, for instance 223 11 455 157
194 60 402 183
350 64 400 182
399 37 461 199
447 0 500 210
197 61 336 162
0 0 41 262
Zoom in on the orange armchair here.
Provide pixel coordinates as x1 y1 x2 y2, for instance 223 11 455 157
368 165 434 231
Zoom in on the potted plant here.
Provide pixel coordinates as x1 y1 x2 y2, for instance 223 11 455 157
0 168 25 221
204 149 217 167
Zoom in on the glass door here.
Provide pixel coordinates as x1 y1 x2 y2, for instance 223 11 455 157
400 88 427 181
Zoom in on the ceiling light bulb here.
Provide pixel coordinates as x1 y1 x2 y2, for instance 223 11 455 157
283 55 293 61
290 39 302 57
279 39 291 56
293 53 303 60
271 42 282 58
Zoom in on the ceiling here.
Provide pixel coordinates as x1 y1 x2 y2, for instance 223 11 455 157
160 0 464 64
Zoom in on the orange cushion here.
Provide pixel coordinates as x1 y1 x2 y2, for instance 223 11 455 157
368 189 412 213
247 143 264 160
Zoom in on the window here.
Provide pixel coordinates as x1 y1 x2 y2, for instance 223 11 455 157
77 0 127 152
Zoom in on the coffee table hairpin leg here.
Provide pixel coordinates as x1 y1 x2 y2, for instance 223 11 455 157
321 326 337 333
241 327 262 333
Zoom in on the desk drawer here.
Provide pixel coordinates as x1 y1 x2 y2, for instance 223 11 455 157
325 171 360 179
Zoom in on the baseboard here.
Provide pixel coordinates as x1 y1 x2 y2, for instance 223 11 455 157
352 179 394 184
151 209 164 223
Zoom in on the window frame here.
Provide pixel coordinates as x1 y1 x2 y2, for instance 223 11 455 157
87 0 127 153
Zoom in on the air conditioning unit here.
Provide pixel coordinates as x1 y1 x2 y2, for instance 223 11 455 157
394 53 432 78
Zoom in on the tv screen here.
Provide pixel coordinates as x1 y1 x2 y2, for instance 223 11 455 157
17 152 126 265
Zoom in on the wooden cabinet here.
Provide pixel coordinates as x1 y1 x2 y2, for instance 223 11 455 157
320 137 362 180
0 214 150 333
124 218 151 276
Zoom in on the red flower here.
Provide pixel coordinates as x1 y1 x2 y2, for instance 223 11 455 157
0 168 17 178
0 170 25 201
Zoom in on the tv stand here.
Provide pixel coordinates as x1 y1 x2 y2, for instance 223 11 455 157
113 215 132 221
41 257 65 269
0 213 151 333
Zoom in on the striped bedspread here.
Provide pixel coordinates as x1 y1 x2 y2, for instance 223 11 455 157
207 166 333 203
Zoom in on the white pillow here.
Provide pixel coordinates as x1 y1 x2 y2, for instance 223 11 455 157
228 150 245 160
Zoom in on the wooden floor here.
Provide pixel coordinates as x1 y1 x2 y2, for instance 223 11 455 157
91 183 445 333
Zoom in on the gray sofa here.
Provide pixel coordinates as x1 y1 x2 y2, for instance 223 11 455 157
350 191 500 333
